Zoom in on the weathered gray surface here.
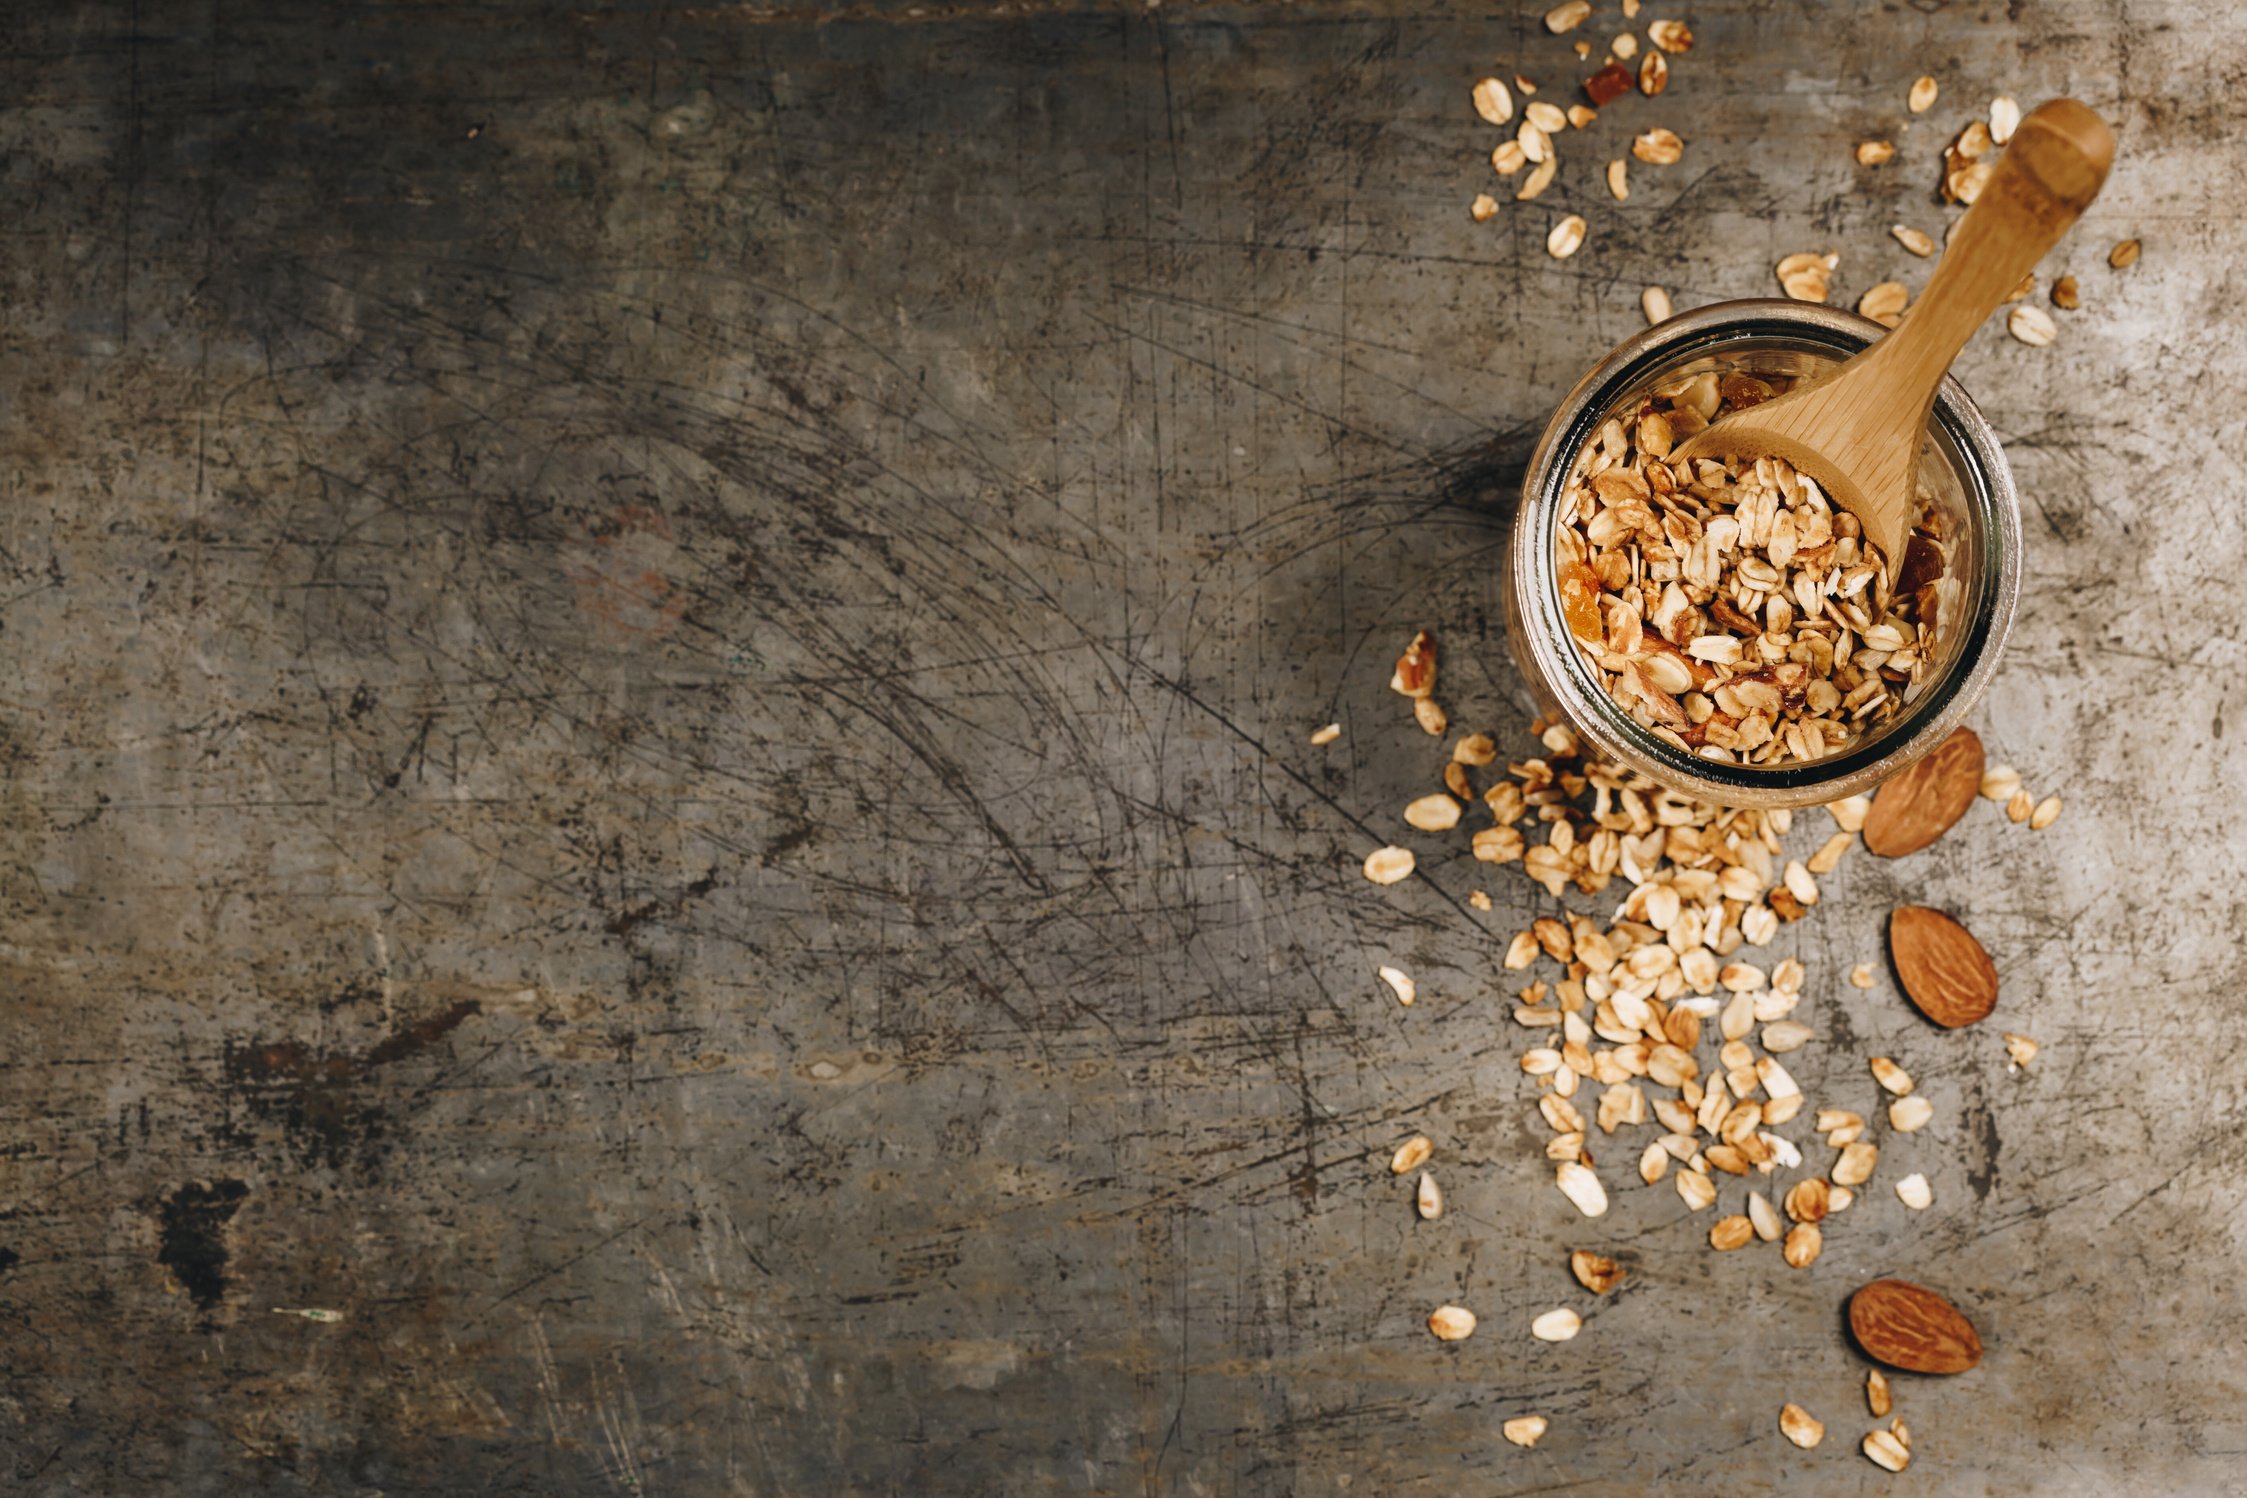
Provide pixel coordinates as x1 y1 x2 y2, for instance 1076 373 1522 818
2 1 2243 1492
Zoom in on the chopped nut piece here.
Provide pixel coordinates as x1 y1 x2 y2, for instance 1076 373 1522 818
1868 1368 1893 1417
1415 697 1448 736
2008 303 2058 346
1391 1135 1434 1174
1428 1304 1477 1341
1989 95 2020 144
1473 77 1516 127
1531 1306 1583 1341
1710 1214 1754 1251
1834 1140 1879 1186
2052 274 2080 310
1404 794 1462 832
2110 237 2141 269
1470 193 1500 223
1392 630 1435 697
1896 1171 1933 1210
1780 1403 1826 1448
1503 1415 1549 1447
1783 1221 1823 1268
1544 0 1592 33
1857 138 1896 166
2030 794 2062 829
1642 284 1672 324
1857 281 1910 328
1557 1160 1609 1217
1365 846 1417 885
1571 1249 1625 1294
1517 156 1559 200
1310 722 1342 745
2003 1031 2039 1070
1548 214 1588 260
1908 75 1938 113
1638 49 1669 96
1864 1427 1911 1472
1417 1171 1444 1219
1889 1095 1934 1132
1870 1057 1914 1096
1632 127 1683 164
1608 158 1630 201
1646 18 1693 52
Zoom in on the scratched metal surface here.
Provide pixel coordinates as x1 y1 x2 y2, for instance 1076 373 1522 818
1 0 2243 1492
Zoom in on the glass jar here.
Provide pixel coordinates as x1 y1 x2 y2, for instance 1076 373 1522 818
1505 300 2022 809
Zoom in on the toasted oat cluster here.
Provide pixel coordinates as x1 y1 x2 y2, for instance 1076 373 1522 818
1554 369 1944 767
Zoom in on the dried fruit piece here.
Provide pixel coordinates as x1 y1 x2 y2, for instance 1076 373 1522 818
1710 1215 1754 1251
1890 1095 1933 1132
1867 1368 1892 1416
2052 274 2080 310
1310 722 1342 745
1417 1171 1444 1219
1503 1415 1549 1447
1908 75 1938 113
1364 846 1416 885
2110 237 2141 268
1584 60 1635 107
1780 1403 1825 1448
1849 1278 1983 1373
1548 214 1588 260
1391 1135 1433 1174
1870 1057 1914 1096
1608 158 1630 201
1857 139 1895 166
1889 905 1999 1027
1571 1249 1624 1294
1632 127 1683 164
1646 18 1693 52
1428 1305 1477 1341
1864 1428 1911 1472
1641 285 1671 324
2004 1032 2039 1069
1473 77 1516 126
1863 726 1983 857
1404 793 1462 831
1556 1160 1608 1217
2008 303 2057 346
1545 0 1592 33
1896 1171 1932 1209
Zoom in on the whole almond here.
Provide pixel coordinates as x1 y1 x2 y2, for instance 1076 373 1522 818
1890 906 2000 1027
1862 726 1984 857
1849 1279 1984 1374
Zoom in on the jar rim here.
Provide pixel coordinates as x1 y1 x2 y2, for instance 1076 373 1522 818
1510 299 2022 807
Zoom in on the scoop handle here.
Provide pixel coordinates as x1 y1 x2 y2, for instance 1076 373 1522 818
1868 99 2115 402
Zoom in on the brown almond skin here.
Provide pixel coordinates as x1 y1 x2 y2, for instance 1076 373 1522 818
1890 906 1999 1027
1863 726 1984 857
1849 1279 1984 1373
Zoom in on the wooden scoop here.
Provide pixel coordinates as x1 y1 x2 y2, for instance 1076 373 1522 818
1675 98 2115 576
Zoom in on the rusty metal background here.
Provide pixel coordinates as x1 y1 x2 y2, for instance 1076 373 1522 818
2 1 2243 1492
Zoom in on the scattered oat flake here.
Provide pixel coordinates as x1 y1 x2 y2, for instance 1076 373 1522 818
1517 156 1559 200
1469 889 1492 911
2030 794 2062 830
1908 75 1938 113
1545 0 1591 33
2004 1031 2039 1069
1857 139 1896 166
1612 32 1638 60
1470 193 1500 223
1473 76 1516 127
1890 1095 1933 1132
1378 965 1417 1007
1503 1415 1549 1448
1623 0 1640 14
1632 127 1683 164
1417 1171 1444 1219
1870 1057 1914 1096
2006 787 2034 822
1404 793 1462 832
1896 1172 1933 1210
1531 1307 1583 1342
2110 237 2141 269
1866 1428 1911 1471
1414 697 1448 736
1310 722 1341 745
1548 215 1588 260
1781 1403 1826 1449
1858 281 1909 328
1868 1369 1892 1417
1641 285 1672 325
2008 303 2057 346
1516 74 1538 96
1492 140 1528 176
1428 1304 1477 1341
1567 103 1598 129
2052 274 2080 310
1556 1160 1608 1217
1364 846 1415 884
1608 158 1629 201
1391 1135 1433 1174
1990 95 2020 144
1526 100 1569 135
1979 763 2021 801
1891 224 1935 257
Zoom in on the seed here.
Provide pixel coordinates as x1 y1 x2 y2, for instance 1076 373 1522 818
1417 1171 1444 1220
1646 18 1693 51
1784 1177 1831 1224
2030 794 2062 830
1762 1021 1813 1054
1403 793 1462 832
1989 94 2020 143
1896 1172 1932 1210
1379 966 1417 1007
1867 1369 1892 1417
1849 962 1876 989
1428 1305 1478 1341
1608 158 1630 201
1517 155 1559 200
2110 237 2141 269
1492 140 1528 175
1531 1307 1583 1342
2052 274 2080 310
1503 1415 1549 1447
1710 1215 1754 1251
1834 1140 1879 1186
1870 1058 1915 1096
1890 1096 1934 1132
1414 697 1448 736
1676 1168 1716 1211
1642 285 1672 325
1864 1428 1911 1472
1548 215 1588 260
1632 128 1683 165
1908 75 1938 113
1557 1160 1608 1217
1857 139 1895 166
1391 1135 1433 1174
1472 76 1516 126
1571 1249 1625 1294
1783 1221 1823 1268
1470 193 1500 223
1858 281 1910 327
1544 0 1592 32
1780 1403 1825 1449
1892 224 1935 257
2004 1032 2039 1069
2008 303 2058 346
1748 1190 1783 1241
